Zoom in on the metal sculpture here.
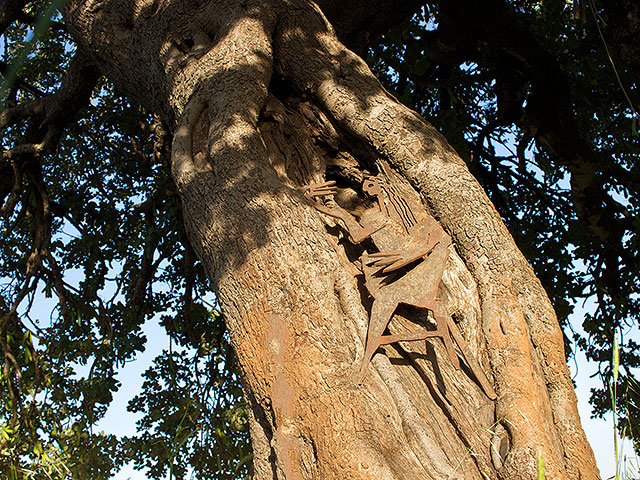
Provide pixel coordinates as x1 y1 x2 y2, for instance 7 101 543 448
300 177 496 399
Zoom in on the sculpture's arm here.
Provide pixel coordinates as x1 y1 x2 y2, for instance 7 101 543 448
365 229 452 274
298 181 383 244
365 248 431 274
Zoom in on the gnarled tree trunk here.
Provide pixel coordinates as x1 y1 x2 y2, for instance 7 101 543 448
63 0 599 478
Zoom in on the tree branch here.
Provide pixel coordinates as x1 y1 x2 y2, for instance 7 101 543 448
0 60 46 97
1 51 100 161
316 0 425 55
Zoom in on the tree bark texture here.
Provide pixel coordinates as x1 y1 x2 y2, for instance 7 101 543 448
63 0 600 478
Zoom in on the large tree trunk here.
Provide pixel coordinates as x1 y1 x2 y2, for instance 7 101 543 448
63 0 600 478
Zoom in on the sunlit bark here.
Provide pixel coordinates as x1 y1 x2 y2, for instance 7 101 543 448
61 0 600 477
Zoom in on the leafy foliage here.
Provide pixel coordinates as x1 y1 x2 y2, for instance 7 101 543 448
123 332 250 480
0 0 639 477
1 4 249 478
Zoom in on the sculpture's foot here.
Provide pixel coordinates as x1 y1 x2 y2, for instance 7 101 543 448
446 317 497 400
439 329 461 370
429 313 461 370
357 341 380 384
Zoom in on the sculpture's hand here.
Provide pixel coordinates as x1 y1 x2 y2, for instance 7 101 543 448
365 250 407 274
298 181 384 244
297 181 338 200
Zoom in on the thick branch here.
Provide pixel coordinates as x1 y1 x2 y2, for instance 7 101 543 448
602 0 640 82
37 51 100 132
316 0 424 55
1 52 100 159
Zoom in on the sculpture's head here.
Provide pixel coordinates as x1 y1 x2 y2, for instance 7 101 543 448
363 176 384 196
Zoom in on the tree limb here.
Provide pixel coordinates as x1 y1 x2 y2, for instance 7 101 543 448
0 60 46 97
316 0 425 55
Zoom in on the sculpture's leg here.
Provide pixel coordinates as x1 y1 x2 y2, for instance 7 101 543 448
430 305 461 370
358 299 398 383
446 315 497 399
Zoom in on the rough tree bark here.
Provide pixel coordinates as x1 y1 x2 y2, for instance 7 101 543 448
61 0 599 478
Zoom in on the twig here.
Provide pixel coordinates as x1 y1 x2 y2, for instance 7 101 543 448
588 0 639 133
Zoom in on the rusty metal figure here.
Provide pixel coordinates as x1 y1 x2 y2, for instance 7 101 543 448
300 177 496 399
